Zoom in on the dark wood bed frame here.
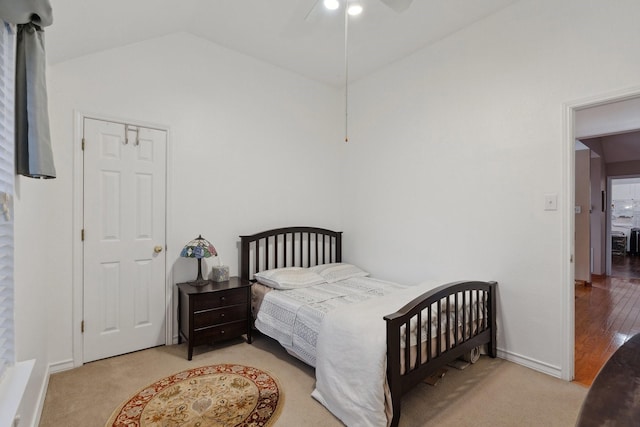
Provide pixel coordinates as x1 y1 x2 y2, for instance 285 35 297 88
240 226 497 427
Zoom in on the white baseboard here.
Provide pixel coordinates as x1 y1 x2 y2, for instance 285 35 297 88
48 359 74 375
28 365 50 427
497 347 563 378
28 359 74 427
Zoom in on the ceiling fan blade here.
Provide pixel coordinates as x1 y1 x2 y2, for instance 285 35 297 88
281 0 324 39
379 0 413 13
304 0 323 21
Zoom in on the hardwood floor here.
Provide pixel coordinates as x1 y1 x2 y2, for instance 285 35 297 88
574 254 640 386
611 252 640 278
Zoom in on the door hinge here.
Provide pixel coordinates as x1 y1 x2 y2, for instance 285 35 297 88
81 320 84 333
81 229 85 241
81 137 85 150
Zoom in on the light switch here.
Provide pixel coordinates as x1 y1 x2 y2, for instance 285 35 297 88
575 206 581 214
544 194 558 211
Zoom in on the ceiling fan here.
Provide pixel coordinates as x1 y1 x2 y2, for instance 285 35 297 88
300 0 414 142
378 0 413 13
308 0 413 19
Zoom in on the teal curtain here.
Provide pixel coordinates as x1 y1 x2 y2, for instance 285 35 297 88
0 0 55 179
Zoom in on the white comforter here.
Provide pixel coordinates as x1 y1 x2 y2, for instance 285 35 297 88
311 280 442 427
255 276 409 366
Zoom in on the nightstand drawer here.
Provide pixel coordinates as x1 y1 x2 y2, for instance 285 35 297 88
192 288 247 311
193 304 247 329
192 320 247 345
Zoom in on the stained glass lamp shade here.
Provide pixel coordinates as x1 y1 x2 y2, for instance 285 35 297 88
180 235 217 283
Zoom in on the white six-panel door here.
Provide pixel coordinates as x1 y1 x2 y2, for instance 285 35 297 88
83 118 167 362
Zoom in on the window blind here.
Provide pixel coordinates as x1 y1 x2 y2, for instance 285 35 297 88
0 20 15 381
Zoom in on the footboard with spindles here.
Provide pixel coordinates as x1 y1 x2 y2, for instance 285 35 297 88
384 280 497 427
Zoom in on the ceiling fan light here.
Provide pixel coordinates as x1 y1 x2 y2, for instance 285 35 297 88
324 0 340 10
347 2 363 15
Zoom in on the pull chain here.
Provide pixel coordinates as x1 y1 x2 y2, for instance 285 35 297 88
344 5 349 143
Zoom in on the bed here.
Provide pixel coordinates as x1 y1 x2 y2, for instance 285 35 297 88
240 226 497 427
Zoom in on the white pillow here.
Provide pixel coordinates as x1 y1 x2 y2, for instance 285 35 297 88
254 267 326 290
309 263 369 283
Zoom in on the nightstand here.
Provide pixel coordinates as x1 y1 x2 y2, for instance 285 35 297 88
177 277 252 360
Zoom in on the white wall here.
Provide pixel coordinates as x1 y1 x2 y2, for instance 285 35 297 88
612 179 640 224
612 179 640 200
341 0 640 375
15 32 342 425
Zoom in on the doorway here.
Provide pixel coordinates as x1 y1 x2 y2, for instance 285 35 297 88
73 115 170 364
609 176 640 279
569 92 640 382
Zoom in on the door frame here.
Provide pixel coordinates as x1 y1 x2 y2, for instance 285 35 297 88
72 111 173 367
563 86 640 381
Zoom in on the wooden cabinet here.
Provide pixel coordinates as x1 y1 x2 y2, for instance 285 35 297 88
177 277 252 360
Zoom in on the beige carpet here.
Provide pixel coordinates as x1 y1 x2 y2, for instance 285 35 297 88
40 333 587 427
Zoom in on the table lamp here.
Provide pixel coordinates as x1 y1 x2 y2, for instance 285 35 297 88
180 235 217 284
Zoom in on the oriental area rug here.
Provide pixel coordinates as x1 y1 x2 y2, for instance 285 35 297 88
106 364 282 427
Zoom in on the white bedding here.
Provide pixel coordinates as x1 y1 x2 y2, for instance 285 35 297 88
312 280 443 427
256 275 457 426
254 276 409 366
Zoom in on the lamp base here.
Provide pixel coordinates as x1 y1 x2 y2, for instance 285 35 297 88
188 279 211 287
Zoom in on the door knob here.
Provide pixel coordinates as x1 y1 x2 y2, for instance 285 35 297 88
154 245 163 253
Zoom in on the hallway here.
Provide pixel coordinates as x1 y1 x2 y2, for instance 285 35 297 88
574 255 640 386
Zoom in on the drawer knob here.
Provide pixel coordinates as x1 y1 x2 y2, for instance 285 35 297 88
220 296 226 302
220 313 225 318
220 330 225 334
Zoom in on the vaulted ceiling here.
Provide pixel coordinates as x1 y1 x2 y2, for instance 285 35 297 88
46 0 518 87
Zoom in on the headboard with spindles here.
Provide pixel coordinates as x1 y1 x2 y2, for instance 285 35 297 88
240 226 342 281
